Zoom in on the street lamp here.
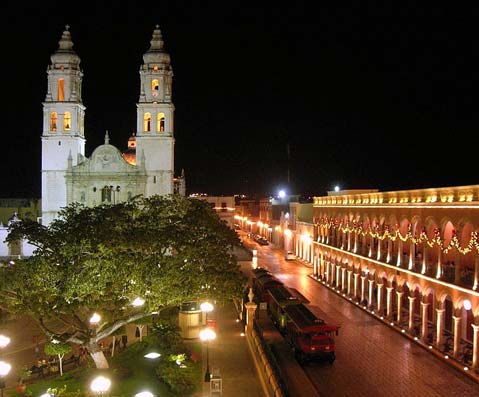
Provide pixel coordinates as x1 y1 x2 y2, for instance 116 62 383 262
90 375 111 396
0 361 11 397
199 328 216 382
0 336 10 350
200 301 214 326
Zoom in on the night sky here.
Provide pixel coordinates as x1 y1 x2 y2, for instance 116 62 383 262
1 2 478 198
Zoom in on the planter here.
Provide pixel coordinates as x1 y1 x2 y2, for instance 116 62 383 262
16 383 27 394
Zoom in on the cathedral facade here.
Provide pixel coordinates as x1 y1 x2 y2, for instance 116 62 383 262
41 26 183 225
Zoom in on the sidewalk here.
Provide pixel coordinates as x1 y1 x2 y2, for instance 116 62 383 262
194 300 264 397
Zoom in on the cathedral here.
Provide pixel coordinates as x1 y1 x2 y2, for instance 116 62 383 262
41 25 185 225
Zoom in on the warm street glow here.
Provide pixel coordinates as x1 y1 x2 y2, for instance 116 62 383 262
90 376 111 393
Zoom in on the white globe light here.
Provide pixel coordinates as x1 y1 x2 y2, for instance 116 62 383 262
334 185 340 192
464 299 472 311
278 190 286 199
144 352 161 359
199 328 216 342
132 297 145 307
200 302 214 313
0 361 11 376
90 375 111 393
0 335 10 349
135 392 154 397
89 312 101 324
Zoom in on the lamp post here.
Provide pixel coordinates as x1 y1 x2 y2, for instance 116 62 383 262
0 361 11 397
90 375 111 396
199 328 216 382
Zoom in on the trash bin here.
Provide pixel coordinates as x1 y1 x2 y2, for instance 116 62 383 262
178 301 202 339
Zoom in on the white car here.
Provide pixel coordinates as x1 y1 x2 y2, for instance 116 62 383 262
285 251 296 260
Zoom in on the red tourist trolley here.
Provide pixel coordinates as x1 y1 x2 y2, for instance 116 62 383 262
284 303 340 364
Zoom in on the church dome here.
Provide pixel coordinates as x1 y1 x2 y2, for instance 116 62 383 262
122 134 136 165
50 25 81 68
142 26 171 69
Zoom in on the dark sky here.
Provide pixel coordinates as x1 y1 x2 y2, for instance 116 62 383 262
1 2 478 198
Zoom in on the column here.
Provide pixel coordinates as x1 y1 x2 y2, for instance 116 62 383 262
347 270 352 295
452 316 461 358
360 276 367 304
354 232 358 253
474 256 479 291
397 239 403 267
454 252 461 284
331 262 335 285
408 240 415 270
245 288 258 333
377 283 384 313
408 296 416 332
313 253 318 277
368 235 373 258
347 230 351 251
386 287 393 319
472 324 479 369
368 279 374 309
326 261 330 283
341 230 345 250
336 265 341 288
341 267 346 292
396 291 404 323
377 238 382 261
420 302 430 341
421 244 428 275
436 309 445 348
387 239 392 263
354 273 359 299
436 246 442 279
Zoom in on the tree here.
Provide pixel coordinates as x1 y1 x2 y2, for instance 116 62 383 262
44 341 72 376
0 195 245 368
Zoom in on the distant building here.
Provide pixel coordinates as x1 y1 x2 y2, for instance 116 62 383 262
195 196 235 229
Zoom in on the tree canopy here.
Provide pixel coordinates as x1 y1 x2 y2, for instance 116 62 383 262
0 195 245 366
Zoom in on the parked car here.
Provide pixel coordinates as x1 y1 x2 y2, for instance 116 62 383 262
285 251 296 260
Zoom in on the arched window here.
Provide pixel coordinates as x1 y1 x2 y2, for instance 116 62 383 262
157 113 165 132
151 79 159 91
101 186 112 203
58 78 65 101
144 112 151 132
64 112 71 130
50 112 58 132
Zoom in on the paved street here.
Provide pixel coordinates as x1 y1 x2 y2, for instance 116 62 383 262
243 233 479 397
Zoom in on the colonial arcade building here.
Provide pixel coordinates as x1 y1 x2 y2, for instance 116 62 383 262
309 185 479 373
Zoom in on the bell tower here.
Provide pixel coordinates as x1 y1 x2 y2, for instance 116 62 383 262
41 26 86 225
135 25 175 196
